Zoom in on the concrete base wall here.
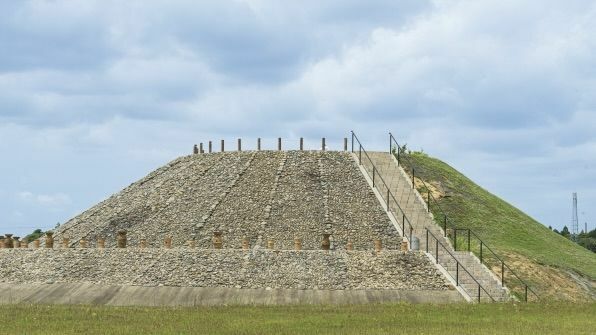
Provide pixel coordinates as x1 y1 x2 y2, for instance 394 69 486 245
0 283 463 306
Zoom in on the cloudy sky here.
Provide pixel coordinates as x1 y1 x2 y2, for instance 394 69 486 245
1 0 595 236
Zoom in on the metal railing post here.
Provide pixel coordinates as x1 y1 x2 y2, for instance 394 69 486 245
389 133 391 153
402 215 405 237
444 215 447 237
359 145 362 165
409 227 413 246
456 262 459 286
351 132 354 152
525 285 528 302
372 167 376 187
386 189 390 212
426 229 429 252
478 285 481 303
501 262 505 286
412 168 415 189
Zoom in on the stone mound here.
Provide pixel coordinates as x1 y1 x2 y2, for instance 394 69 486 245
54 151 400 250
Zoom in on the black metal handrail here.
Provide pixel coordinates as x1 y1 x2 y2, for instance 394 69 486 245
426 228 495 303
452 228 538 302
389 132 538 302
350 131 416 246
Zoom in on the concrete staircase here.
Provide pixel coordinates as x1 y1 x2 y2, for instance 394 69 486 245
363 151 510 302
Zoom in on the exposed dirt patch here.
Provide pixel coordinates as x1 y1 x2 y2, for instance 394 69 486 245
413 177 445 200
499 252 596 301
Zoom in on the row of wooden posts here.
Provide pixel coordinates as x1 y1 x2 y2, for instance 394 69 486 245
1 231 408 252
193 137 349 154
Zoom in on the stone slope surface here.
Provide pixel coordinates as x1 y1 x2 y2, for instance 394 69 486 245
53 151 400 250
0 249 449 291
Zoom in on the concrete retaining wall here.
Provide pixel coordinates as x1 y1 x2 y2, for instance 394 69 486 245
0 283 463 306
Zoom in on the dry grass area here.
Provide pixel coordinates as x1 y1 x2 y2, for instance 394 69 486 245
501 252 596 301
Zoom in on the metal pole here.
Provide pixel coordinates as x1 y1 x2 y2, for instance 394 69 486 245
344 138 347 151
372 167 376 187
412 168 415 189
501 262 505 286
359 145 362 165
209 141 212 153
525 285 528 302
386 189 390 212
300 137 304 151
221 139 224 152
444 215 447 237
351 132 354 152
238 138 241 151
456 262 459 286
478 286 481 303
426 229 429 252
257 138 261 151
278 137 282 151
402 217 405 238
322 137 326 151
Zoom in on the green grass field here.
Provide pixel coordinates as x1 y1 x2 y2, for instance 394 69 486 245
0 302 593 335
400 152 596 300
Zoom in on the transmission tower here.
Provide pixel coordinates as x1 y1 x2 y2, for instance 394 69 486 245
571 193 579 241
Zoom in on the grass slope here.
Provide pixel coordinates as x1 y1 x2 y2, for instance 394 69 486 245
0 303 594 335
402 152 595 301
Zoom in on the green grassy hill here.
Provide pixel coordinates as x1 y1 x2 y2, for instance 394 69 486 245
400 152 595 301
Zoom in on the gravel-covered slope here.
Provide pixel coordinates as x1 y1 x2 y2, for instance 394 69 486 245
53 151 399 250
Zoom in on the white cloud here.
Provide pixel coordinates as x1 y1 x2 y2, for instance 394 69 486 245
17 191 72 207
0 0 595 235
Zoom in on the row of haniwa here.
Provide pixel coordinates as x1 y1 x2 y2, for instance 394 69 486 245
1 231 409 252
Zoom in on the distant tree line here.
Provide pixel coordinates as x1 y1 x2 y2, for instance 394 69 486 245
549 226 596 253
